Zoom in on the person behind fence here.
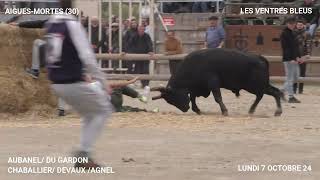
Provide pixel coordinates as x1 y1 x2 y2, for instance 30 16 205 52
90 16 102 53
122 19 130 36
298 0 320 37
280 17 302 103
293 19 312 94
123 25 154 88
123 19 138 71
45 0 113 169
204 16 225 49
98 22 120 68
164 30 183 75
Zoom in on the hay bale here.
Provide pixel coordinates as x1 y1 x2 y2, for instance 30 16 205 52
0 24 56 114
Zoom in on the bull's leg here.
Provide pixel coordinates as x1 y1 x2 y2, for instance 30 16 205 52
190 93 201 115
264 85 283 116
248 94 263 115
212 89 228 116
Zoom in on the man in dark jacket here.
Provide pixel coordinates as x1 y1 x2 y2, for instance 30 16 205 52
123 25 154 88
280 17 302 103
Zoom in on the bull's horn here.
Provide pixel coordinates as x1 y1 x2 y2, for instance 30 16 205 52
152 95 163 100
110 77 139 88
150 86 166 91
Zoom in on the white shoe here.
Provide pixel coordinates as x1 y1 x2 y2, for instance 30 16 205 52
138 95 148 103
143 86 150 95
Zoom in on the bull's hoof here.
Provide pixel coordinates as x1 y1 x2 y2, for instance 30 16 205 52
192 108 201 115
274 109 282 116
222 111 228 116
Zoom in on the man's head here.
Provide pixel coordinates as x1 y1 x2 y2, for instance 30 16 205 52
151 87 190 112
138 25 145 36
111 23 119 32
296 20 305 30
123 19 129 27
91 16 99 27
208 16 219 27
166 30 175 40
130 19 138 29
59 0 72 10
285 17 296 30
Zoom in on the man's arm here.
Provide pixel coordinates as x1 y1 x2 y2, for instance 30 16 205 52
66 20 108 89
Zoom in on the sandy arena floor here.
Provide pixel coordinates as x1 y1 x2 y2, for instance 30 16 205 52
0 84 319 180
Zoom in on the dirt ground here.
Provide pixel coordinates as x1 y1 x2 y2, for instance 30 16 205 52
0 84 319 180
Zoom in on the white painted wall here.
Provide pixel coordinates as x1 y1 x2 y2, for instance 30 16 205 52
74 0 99 17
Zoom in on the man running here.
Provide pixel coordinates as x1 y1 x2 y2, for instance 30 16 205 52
45 0 112 168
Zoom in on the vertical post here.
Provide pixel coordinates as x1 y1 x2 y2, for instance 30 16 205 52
119 0 123 69
108 0 113 69
129 0 132 20
138 1 142 25
149 0 155 75
98 0 102 69
88 16 92 43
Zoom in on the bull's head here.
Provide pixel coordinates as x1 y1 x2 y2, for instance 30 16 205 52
151 86 190 112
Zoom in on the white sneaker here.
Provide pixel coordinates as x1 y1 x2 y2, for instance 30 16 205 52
152 107 159 113
138 95 148 103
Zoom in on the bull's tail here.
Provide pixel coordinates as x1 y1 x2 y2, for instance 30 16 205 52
258 55 270 70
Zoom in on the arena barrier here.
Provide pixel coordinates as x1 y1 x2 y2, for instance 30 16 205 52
97 53 320 85
96 53 320 62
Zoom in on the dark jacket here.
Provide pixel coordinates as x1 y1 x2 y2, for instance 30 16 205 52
123 28 137 52
280 27 301 62
98 30 120 53
124 33 153 54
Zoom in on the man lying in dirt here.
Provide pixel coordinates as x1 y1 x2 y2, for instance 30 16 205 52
80 76 149 114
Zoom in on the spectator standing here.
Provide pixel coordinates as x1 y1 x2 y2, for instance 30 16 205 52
293 19 312 94
299 0 320 37
204 16 225 49
98 23 120 68
122 19 130 36
280 17 301 103
80 16 88 31
123 19 138 71
142 18 151 37
123 25 154 88
90 16 101 53
164 30 183 75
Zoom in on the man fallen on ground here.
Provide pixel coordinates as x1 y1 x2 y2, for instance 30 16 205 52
61 76 150 114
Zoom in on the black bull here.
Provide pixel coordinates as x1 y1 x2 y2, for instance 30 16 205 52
151 49 283 116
